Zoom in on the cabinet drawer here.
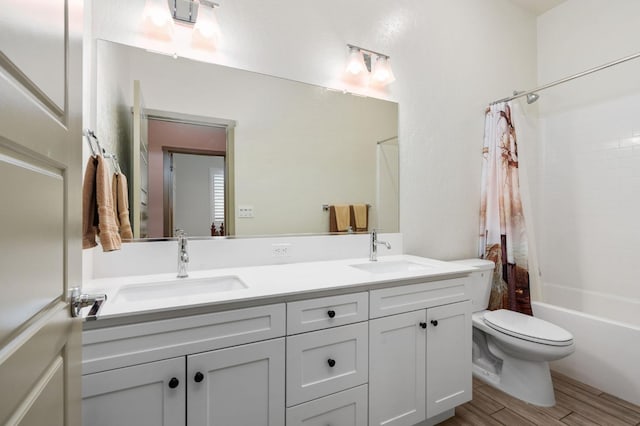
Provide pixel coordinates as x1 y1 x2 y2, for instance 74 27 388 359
369 277 468 318
83 303 285 374
287 292 368 334
286 322 368 406
286 384 368 426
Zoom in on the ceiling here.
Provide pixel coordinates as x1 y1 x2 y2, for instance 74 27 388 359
508 0 566 15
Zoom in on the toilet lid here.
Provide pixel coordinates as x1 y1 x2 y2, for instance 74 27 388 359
483 309 574 346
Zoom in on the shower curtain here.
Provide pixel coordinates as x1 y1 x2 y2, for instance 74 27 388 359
479 102 532 315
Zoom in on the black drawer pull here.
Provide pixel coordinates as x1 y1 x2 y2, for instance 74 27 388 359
327 310 336 318
419 322 427 329
168 377 179 389
431 320 438 327
194 372 204 383
327 358 336 367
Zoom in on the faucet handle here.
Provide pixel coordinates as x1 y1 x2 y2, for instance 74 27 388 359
175 229 185 238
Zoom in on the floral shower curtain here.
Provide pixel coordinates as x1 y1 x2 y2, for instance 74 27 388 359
479 102 532 315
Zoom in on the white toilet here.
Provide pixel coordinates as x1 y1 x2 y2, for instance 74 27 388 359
453 259 575 407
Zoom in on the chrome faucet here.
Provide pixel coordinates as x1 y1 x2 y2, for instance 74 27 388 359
370 229 391 261
176 229 189 278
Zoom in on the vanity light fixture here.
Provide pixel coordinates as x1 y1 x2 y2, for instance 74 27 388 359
345 44 396 86
193 1 221 48
142 0 221 48
143 0 175 39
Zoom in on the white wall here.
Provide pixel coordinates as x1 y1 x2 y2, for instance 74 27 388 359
90 0 538 257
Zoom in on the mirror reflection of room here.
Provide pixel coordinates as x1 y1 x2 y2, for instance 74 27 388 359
94 40 399 239
147 119 227 238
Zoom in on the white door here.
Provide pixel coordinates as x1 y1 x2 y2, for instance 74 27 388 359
187 338 285 426
132 80 149 238
426 301 472 417
0 1 83 425
82 357 186 426
369 310 427 426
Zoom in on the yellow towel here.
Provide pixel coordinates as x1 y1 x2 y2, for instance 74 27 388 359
112 173 133 240
352 204 368 230
334 205 350 232
82 156 122 251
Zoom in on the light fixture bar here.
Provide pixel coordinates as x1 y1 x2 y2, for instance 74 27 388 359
346 44 390 60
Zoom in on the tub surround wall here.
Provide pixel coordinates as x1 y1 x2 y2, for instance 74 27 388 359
530 0 640 405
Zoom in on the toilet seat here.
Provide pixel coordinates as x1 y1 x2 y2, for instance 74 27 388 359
483 309 574 347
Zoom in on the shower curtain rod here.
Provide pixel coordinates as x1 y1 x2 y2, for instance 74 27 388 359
490 50 640 105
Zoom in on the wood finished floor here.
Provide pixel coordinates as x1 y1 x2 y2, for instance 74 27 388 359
438 371 640 426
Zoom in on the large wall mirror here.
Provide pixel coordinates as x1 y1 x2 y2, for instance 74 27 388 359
94 40 399 239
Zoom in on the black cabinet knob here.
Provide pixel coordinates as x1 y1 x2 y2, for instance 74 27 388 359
327 310 336 318
194 372 204 383
168 377 180 389
419 322 427 329
431 320 438 327
327 358 336 367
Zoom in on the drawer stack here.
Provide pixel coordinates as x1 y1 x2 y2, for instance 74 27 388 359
285 292 369 426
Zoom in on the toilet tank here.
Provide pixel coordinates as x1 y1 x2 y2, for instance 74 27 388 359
451 259 495 313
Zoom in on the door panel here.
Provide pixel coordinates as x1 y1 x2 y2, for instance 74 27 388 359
0 1 66 112
0 149 63 343
0 0 83 424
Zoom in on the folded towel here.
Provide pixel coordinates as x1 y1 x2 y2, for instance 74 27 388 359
112 173 133 240
82 156 122 251
352 204 368 231
332 204 350 232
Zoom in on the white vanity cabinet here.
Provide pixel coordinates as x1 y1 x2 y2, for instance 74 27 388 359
369 279 472 426
82 304 286 426
81 273 472 426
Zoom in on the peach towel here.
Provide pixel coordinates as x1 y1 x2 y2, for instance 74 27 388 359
352 204 368 231
82 156 122 251
333 204 350 232
112 173 133 240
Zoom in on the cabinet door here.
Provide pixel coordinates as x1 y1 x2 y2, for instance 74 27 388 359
426 301 472 417
369 310 426 426
82 357 185 426
187 338 285 426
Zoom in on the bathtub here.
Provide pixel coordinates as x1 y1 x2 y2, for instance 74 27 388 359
532 301 640 406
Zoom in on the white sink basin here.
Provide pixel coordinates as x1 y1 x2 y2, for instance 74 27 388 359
350 260 432 274
112 275 248 303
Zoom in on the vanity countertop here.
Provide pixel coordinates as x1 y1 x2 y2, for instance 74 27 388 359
81 254 476 324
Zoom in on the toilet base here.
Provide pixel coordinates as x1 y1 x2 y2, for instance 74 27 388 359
473 338 556 407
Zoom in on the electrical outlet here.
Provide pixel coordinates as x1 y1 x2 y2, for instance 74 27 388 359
271 243 291 257
238 205 254 218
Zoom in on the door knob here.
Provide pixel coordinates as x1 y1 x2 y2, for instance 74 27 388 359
327 358 336 367
419 322 427 329
168 377 180 389
431 320 438 327
327 310 336 318
194 372 204 383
